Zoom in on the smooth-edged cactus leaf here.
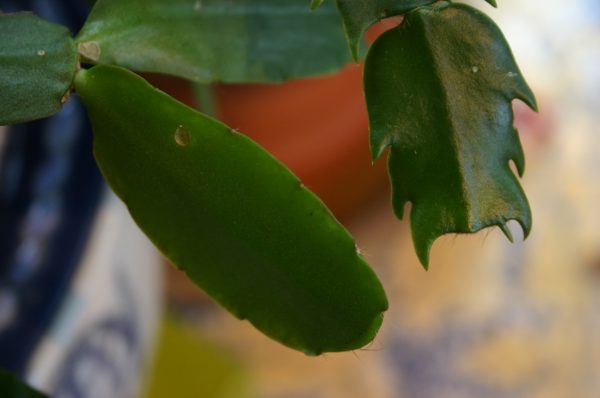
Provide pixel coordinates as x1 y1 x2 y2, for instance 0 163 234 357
75 0 350 83
0 12 78 125
0 369 47 398
74 65 388 354
364 2 536 267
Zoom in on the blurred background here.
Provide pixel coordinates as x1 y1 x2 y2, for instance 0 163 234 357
1 0 599 397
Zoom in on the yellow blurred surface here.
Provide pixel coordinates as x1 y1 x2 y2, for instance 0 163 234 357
141 318 250 398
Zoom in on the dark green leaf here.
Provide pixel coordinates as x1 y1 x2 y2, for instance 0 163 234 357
328 0 497 60
364 2 536 267
0 12 78 125
0 369 47 398
334 0 436 60
74 65 388 354
75 0 350 83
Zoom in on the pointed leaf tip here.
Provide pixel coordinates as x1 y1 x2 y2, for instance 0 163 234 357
517 87 539 113
410 217 433 270
517 216 533 239
499 223 514 242
415 242 431 270
369 137 390 161
485 0 498 7
334 0 437 62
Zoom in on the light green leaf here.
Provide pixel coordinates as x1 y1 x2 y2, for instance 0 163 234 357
0 369 47 398
75 0 351 83
0 12 77 125
74 64 388 354
364 2 536 267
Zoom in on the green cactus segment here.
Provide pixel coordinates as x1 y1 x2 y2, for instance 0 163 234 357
364 2 536 268
0 369 48 398
328 0 498 61
74 64 388 354
75 0 350 83
0 12 77 125
334 0 436 60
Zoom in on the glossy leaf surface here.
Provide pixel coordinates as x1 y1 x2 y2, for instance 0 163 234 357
0 369 47 398
75 0 350 83
365 2 536 267
0 12 77 125
74 65 388 354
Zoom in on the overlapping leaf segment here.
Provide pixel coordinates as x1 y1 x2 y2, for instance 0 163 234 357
75 0 352 82
0 13 77 125
318 0 536 268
